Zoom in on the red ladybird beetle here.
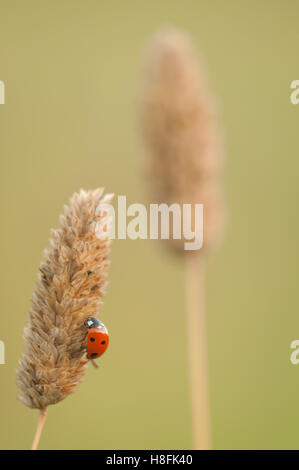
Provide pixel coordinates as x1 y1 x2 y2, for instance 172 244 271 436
84 317 109 361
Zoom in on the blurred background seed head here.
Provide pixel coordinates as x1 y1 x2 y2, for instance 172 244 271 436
139 28 226 254
1 0 299 450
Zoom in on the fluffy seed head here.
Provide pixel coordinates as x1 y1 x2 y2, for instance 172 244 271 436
140 29 226 254
17 189 113 409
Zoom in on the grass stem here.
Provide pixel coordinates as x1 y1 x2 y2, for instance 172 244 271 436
185 255 211 450
31 407 47 450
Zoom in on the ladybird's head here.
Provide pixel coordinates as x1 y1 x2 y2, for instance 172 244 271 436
84 317 108 333
84 317 101 329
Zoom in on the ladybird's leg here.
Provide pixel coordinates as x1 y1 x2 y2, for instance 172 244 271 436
84 330 89 356
84 343 89 358
91 359 99 369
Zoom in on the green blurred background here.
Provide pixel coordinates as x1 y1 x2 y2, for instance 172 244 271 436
1 0 299 450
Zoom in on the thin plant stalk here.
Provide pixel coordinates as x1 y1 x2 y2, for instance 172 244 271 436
139 29 226 450
184 254 211 450
17 189 113 449
31 407 48 450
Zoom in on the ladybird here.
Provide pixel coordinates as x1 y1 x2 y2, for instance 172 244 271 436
84 317 109 360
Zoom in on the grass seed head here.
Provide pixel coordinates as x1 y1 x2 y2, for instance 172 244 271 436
17 189 113 409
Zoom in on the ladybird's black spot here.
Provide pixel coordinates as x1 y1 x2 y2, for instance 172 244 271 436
101 340 106 345
91 353 98 358
90 337 95 342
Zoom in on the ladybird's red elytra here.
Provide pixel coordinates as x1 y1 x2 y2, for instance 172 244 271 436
84 317 109 360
